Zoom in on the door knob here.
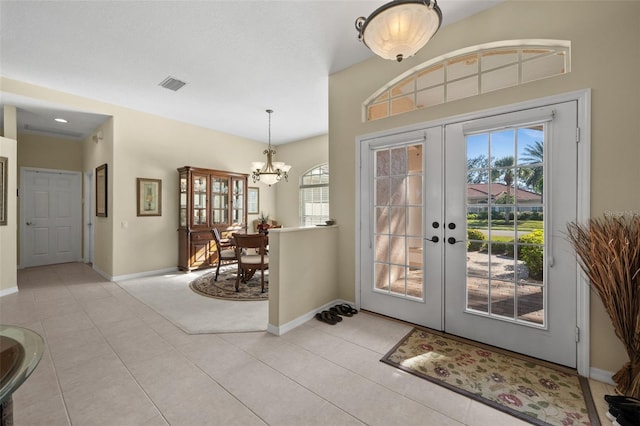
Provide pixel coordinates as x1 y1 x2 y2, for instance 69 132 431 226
448 223 456 230
448 237 464 245
432 221 440 229
425 236 439 243
26 221 33 226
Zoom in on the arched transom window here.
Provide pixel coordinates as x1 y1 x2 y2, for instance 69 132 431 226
364 40 571 122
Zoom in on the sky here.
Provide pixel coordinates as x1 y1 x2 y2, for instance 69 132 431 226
466 125 544 167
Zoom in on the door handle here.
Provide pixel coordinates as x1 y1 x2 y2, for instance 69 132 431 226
425 236 439 243
447 237 465 245
26 221 33 226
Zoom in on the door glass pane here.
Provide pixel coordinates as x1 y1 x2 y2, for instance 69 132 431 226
376 207 389 234
373 143 424 300
193 175 207 225
232 179 244 225
465 124 545 326
179 175 187 227
467 277 489 313
211 177 229 225
491 280 514 319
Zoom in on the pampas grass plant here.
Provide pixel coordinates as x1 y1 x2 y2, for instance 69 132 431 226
567 214 640 398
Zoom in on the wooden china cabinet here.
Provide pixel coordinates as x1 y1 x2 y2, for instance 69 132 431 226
177 166 248 271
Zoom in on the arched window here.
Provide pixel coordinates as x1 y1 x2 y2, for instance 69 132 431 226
299 164 329 226
364 40 570 121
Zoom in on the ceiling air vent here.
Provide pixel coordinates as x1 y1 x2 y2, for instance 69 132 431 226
159 76 187 91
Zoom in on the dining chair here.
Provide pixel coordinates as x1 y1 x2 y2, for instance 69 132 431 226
232 233 269 292
212 228 238 281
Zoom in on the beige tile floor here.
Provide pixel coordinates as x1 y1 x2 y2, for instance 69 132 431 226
1 263 614 426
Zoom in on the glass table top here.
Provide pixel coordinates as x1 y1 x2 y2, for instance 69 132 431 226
0 325 44 404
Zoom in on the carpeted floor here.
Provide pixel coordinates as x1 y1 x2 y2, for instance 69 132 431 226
116 267 268 334
190 268 268 301
381 328 600 426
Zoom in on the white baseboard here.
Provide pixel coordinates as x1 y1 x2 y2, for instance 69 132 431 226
92 265 112 281
111 267 179 282
0 286 19 297
590 367 615 385
267 299 355 336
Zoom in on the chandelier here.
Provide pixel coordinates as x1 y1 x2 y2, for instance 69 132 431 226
251 109 291 186
355 0 442 63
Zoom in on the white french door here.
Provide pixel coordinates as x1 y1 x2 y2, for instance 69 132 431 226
359 128 444 329
359 101 579 367
21 168 82 268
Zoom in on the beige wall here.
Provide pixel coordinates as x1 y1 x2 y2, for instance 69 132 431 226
273 134 328 228
1 107 18 294
0 136 18 295
329 1 640 373
17 133 83 172
268 226 338 329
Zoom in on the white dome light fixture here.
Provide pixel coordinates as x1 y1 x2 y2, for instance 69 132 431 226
355 0 442 63
250 109 291 187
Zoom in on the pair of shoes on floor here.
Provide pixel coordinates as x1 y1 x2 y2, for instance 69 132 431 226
604 394 640 426
315 304 358 325
329 303 358 317
315 310 342 325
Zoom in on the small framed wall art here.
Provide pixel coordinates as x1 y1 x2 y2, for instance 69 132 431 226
137 178 162 216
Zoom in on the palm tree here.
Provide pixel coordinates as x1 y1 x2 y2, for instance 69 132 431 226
467 154 489 184
521 140 543 194
492 156 514 225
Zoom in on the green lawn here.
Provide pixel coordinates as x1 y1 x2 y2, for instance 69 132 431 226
467 219 543 231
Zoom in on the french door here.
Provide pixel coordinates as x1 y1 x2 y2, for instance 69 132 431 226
359 101 579 367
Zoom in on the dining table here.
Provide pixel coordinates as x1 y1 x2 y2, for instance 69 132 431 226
0 325 44 426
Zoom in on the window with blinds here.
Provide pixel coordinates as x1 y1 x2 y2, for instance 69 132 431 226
300 164 329 226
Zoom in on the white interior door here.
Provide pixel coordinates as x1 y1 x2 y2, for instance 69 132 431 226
83 171 94 264
21 168 82 268
359 101 579 368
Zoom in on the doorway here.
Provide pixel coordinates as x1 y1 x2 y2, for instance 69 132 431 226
358 97 586 369
20 167 82 268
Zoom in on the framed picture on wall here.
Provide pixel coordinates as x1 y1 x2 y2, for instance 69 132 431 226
136 178 162 216
0 156 7 226
96 163 107 217
248 187 259 214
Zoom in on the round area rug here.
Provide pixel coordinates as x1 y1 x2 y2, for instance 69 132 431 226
189 268 268 301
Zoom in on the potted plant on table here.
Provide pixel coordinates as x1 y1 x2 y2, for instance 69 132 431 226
257 211 270 234
567 213 640 398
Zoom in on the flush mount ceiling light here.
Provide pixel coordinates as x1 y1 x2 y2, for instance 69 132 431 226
355 0 442 63
54 117 68 123
250 109 291 187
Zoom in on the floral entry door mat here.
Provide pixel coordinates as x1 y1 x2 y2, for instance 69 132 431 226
381 328 600 426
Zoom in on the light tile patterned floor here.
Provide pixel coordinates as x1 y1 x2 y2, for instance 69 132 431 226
1 263 614 425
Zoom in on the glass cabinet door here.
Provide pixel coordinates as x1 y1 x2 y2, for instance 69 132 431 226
179 173 188 227
232 178 245 225
211 177 229 224
192 174 208 225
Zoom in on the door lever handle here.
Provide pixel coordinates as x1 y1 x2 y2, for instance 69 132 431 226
425 236 439 243
447 237 465 245
26 221 33 226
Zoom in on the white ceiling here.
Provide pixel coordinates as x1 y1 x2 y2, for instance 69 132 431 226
0 0 503 144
